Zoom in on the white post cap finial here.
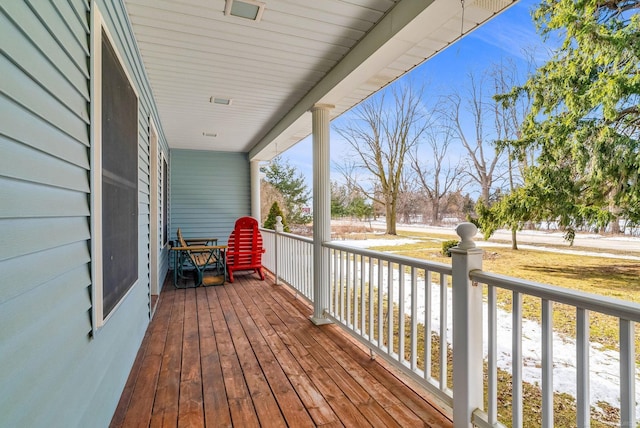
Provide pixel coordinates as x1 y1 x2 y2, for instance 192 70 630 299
275 216 283 233
455 222 477 249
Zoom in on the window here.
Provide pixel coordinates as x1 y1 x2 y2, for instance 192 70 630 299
91 7 139 329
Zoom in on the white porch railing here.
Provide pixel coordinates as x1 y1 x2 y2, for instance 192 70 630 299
323 240 455 410
261 228 314 301
470 270 639 428
261 223 639 428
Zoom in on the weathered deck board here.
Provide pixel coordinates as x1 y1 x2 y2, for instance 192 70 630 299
149 289 184 427
223 285 314 427
178 288 204 426
197 287 232 427
111 272 453 427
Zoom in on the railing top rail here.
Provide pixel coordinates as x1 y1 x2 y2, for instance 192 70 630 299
259 228 314 244
324 240 453 275
471 270 640 322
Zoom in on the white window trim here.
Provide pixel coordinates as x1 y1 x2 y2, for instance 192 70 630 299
149 117 161 297
161 152 169 249
90 3 140 334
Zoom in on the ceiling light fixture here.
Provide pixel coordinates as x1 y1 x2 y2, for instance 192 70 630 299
210 96 232 106
224 0 265 22
202 132 218 137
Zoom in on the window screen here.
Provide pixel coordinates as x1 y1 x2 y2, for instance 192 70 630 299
101 30 138 317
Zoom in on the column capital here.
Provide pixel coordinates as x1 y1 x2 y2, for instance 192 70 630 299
310 103 335 112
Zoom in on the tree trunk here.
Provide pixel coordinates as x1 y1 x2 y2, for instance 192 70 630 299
386 203 397 235
511 227 518 250
432 201 439 225
609 217 621 234
481 184 490 204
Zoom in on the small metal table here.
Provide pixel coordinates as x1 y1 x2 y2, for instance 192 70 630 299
171 237 227 287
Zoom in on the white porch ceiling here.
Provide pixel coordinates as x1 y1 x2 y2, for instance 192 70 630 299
124 0 515 161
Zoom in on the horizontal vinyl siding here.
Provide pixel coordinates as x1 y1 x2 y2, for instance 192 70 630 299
0 0 169 427
0 1 96 426
171 150 251 245
0 94 89 167
0 216 89 262
0 134 90 192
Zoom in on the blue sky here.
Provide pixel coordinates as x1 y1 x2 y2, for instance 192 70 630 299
279 0 547 191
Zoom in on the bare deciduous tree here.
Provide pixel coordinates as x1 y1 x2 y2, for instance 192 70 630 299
439 72 503 204
336 84 430 234
409 127 464 224
396 169 421 224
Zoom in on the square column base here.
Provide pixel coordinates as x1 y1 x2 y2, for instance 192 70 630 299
310 316 333 326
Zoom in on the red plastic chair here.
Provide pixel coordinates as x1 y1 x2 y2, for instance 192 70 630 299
226 216 265 282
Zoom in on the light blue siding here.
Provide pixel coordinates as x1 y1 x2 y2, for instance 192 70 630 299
170 150 251 245
0 0 170 426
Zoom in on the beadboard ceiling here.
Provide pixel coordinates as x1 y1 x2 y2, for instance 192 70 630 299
124 0 514 161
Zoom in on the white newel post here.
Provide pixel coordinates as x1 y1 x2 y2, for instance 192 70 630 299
274 216 283 285
250 160 261 222
311 104 333 325
451 222 484 427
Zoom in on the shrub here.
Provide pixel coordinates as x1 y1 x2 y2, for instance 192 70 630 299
441 240 459 257
263 202 290 232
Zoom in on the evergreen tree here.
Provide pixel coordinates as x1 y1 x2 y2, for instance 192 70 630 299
331 181 348 218
263 156 311 225
495 0 640 238
263 201 290 232
346 196 373 220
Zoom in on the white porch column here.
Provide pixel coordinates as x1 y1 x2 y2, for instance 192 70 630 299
250 159 261 222
310 104 333 325
451 223 484 428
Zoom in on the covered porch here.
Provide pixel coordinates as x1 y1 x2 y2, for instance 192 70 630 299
111 273 452 427
111 0 637 426
2 0 637 426
112 224 639 427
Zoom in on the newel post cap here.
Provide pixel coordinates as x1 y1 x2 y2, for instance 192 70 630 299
275 216 284 233
455 222 478 250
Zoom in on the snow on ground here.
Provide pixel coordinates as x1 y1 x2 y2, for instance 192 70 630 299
334 238 419 248
337 234 640 261
338 237 640 420
360 219 640 252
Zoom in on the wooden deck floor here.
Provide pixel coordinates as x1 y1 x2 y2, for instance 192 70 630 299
110 272 452 427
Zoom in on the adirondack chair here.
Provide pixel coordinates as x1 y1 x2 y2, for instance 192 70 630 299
226 216 265 283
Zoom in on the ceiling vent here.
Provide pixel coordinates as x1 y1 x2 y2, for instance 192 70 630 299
224 0 265 22
210 97 232 106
